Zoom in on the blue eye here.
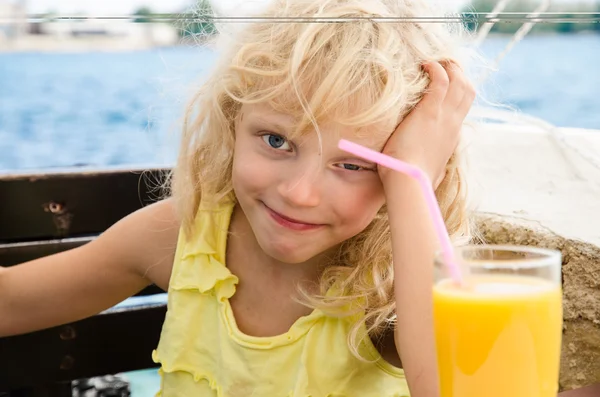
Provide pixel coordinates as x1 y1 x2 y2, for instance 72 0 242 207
262 134 291 150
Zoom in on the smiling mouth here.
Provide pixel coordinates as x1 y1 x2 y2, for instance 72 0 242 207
262 203 324 231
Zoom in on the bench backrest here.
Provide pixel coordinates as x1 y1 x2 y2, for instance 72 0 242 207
0 167 170 396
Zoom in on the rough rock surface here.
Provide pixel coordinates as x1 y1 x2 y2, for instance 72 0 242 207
475 213 600 391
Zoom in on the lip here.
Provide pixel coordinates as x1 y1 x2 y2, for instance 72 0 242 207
262 203 324 231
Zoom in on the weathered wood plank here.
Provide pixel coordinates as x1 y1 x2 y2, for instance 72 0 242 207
0 304 166 390
0 168 169 242
0 238 91 266
0 168 169 394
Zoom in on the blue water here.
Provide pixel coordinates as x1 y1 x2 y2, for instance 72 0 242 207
0 47 217 172
475 34 600 129
1 34 599 173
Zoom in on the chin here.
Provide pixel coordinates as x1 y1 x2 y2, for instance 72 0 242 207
267 246 311 265
257 236 316 264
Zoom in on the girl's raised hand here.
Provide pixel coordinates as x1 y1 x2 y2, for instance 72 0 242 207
379 61 475 188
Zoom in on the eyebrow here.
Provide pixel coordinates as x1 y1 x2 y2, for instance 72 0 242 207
248 114 295 133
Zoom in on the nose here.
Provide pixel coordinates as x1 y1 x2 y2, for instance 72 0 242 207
276 163 322 208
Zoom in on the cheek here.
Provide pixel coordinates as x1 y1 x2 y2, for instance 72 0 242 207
232 142 276 195
232 139 255 193
335 180 385 230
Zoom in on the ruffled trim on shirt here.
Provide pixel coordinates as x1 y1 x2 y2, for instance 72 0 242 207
152 351 225 396
170 253 238 302
169 199 238 302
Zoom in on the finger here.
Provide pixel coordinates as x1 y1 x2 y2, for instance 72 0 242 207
456 80 476 118
418 62 450 115
441 60 466 110
442 60 476 120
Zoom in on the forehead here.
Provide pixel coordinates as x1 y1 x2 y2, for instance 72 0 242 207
239 102 392 150
240 103 295 127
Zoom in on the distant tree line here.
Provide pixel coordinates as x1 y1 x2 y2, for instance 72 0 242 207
133 0 216 37
462 0 600 34
179 0 217 37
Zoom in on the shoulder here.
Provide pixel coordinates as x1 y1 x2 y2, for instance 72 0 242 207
91 198 180 291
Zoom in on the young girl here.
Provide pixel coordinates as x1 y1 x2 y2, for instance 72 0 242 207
0 0 475 396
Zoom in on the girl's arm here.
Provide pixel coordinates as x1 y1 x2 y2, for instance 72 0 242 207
381 61 475 397
386 176 440 396
0 198 179 337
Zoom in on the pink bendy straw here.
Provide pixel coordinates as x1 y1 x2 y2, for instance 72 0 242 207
338 139 462 284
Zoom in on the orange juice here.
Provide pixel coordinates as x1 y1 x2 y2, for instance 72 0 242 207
433 275 562 397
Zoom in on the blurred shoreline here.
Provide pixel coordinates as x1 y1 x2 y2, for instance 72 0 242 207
0 22 181 53
0 29 598 54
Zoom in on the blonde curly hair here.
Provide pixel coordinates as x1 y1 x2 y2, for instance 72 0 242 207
171 0 472 358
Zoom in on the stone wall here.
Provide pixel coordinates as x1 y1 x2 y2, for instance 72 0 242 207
475 214 600 391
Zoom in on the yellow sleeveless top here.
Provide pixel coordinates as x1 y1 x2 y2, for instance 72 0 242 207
152 198 410 397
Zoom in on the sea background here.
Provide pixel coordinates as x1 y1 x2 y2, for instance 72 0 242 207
1 34 600 174
2 32 600 395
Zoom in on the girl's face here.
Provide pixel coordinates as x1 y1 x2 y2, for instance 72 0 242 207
232 103 388 264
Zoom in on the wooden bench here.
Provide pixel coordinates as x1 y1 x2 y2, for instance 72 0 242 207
1 167 599 397
0 168 169 397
